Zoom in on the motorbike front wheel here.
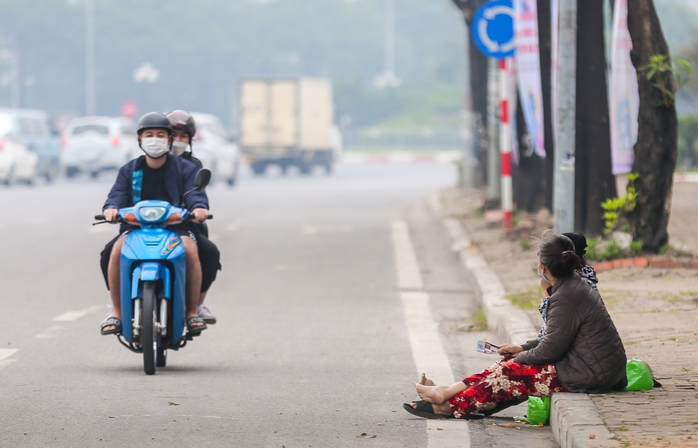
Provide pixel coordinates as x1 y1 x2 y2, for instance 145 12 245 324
142 281 159 375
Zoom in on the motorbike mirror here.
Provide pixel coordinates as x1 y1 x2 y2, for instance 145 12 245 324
195 169 211 190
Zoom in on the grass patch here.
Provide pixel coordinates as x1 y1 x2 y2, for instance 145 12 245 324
507 287 543 310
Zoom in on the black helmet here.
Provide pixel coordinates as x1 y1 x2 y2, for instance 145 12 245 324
167 110 196 139
137 112 172 135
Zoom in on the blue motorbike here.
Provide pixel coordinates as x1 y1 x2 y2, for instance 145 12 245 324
95 169 211 375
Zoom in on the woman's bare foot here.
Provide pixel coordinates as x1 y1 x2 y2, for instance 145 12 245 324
419 373 436 386
414 383 449 405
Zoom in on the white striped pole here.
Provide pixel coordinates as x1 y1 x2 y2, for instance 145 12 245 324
499 58 513 230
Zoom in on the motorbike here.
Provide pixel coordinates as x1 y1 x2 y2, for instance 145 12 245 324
95 169 211 375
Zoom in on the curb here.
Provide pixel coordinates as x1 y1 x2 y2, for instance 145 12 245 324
430 192 620 448
592 256 698 273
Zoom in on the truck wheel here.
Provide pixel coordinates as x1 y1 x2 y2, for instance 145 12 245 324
251 163 266 176
324 164 333 175
65 167 79 179
298 163 311 176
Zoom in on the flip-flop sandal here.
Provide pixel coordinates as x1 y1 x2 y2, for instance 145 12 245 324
100 317 122 336
403 401 454 419
403 401 485 420
186 316 207 335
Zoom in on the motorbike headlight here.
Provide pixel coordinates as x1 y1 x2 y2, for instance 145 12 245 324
139 206 167 222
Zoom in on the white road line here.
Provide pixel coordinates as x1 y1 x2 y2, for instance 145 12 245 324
391 220 471 448
0 349 19 371
35 326 66 339
0 349 19 361
302 225 354 235
54 305 103 322
225 222 240 232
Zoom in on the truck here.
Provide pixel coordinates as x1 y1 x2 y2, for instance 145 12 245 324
239 78 337 175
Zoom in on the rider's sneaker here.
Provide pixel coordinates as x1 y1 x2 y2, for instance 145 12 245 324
197 304 217 325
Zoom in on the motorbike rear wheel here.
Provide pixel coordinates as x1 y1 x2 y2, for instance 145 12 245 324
142 282 159 375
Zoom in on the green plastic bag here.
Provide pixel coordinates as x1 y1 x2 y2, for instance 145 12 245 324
624 359 654 391
526 396 551 425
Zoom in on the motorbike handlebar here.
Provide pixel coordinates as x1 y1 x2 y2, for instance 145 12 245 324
95 214 105 220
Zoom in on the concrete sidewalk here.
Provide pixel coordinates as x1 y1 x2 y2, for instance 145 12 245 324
434 185 698 448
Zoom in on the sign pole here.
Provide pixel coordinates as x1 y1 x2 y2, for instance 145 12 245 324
499 58 512 229
486 57 500 200
553 0 577 232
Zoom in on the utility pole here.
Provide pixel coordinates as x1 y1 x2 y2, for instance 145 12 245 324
85 0 96 115
553 0 576 232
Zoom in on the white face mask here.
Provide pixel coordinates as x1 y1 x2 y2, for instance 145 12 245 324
171 140 190 157
140 137 170 159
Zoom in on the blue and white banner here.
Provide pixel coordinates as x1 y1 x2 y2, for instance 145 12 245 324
609 0 638 175
514 0 546 157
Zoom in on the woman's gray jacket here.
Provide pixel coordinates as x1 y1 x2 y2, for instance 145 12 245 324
515 273 626 393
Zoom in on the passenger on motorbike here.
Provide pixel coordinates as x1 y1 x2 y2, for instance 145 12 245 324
166 109 221 324
100 112 209 336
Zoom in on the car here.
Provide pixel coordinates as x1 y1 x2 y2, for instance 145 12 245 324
191 112 241 186
60 116 139 179
0 132 38 185
0 109 61 182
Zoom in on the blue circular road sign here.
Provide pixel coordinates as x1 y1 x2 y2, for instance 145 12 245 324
471 0 516 59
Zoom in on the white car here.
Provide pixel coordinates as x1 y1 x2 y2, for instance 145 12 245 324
60 117 139 179
0 133 38 185
191 112 241 186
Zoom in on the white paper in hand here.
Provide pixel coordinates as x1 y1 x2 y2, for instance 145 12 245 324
477 340 500 354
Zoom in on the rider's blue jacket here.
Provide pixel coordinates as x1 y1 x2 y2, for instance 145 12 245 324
103 154 209 213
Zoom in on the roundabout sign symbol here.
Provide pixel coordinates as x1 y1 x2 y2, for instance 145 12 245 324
471 0 515 59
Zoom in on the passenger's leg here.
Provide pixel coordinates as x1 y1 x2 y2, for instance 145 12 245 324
196 234 220 298
102 235 126 332
182 236 204 329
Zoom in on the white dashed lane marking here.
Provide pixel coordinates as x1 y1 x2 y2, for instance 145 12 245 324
0 349 19 371
54 305 103 322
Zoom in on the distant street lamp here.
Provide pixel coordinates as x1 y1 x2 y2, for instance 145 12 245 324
374 0 402 90
0 48 20 108
85 0 95 115
133 62 160 84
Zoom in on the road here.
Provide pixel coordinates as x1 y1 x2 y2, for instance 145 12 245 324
0 163 556 447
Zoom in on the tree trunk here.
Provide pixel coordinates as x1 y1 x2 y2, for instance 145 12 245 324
508 0 552 214
627 0 678 253
452 0 490 188
574 0 616 235
537 0 555 212
512 89 546 212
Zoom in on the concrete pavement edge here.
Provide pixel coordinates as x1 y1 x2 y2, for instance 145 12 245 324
429 191 620 448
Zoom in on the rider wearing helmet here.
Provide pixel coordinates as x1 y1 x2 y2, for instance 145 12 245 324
99 112 209 336
167 110 221 324
167 109 202 168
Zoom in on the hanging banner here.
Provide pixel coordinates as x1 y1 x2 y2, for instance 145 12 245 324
514 0 546 157
609 0 639 175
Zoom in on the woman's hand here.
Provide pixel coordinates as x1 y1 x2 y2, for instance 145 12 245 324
498 344 523 359
540 279 552 291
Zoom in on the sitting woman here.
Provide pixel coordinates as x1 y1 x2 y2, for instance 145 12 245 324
404 233 627 419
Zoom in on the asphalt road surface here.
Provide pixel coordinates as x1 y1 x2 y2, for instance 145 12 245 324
0 162 556 447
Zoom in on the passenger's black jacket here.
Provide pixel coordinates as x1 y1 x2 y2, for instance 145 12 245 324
515 273 627 393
